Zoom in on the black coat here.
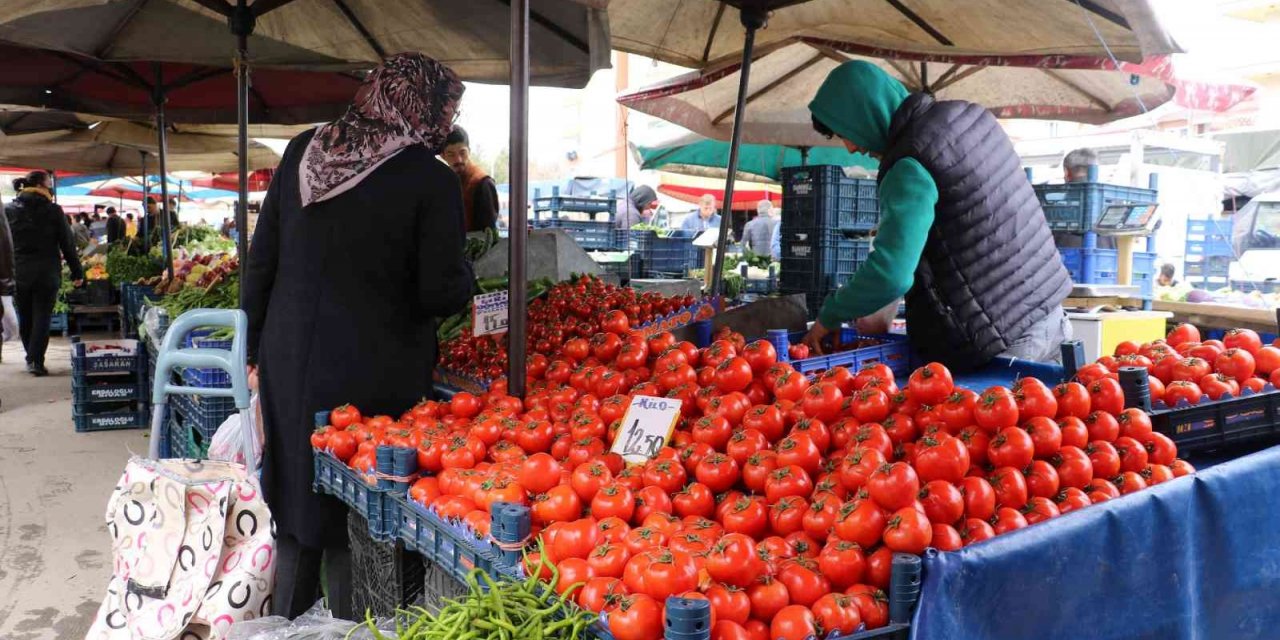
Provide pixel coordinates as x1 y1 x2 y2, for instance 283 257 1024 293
4 192 83 283
244 130 474 547
106 215 126 244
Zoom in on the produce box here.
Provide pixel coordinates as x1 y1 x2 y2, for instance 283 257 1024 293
630 296 720 339
1034 181 1158 232
73 402 148 433
1149 384 1280 454
628 229 703 278
394 494 495 584
71 379 142 404
349 510 425 619
768 328 914 378
781 165 880 232
313 451 400 542
70 338 142 375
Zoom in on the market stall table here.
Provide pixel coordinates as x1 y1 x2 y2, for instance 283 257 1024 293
1152 300 1280 335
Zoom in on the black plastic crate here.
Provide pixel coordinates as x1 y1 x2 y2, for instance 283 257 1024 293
780 228 872 280
1034 181 1158 232
629 230 703 277
781 165 880 232
71 379 142 404
1150 386 1280 454
73 401 148 432
532 189 618 217
85 280 115 305
420 558 468 613
532 218 619 250
349 510 425 619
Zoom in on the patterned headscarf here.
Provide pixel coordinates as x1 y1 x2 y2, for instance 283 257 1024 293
300 53 465 207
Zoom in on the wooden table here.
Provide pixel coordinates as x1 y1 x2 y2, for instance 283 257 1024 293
1150 301 1279 334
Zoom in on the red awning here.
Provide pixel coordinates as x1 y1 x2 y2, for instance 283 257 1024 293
190 170 274 192
658 184 781 209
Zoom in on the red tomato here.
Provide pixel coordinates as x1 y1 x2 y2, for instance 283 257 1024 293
882 414 919 445
742 405 786 443
833 499 887 548
1021 496 1061 525
961 518 996 546
1084 410 1121 443
800 382 844 422
919 479 965 525
882 507 933 554
974 387 1019 432
866 462 920 511
931 523 964 551
578 576 625 613
838 447 887 492
1051 445 1094 489
988 466 1029 510
570 461 613 503
706 533 763 588
671 482 716 520
800 498 840 542
1170 357 1212 383
742 451 780 494
987 426 1035 469
1145 432 1178 466
849 588 890 629
909 363 954 405
1022 417 1063 459
812 593 861 636
606 594 664 640
991 506 1029 535
1223 328 1263 355
1164 380 1203 407
776 557 830 607
726 429 770 467
817 540 866 589
696 454 742 494
1171 459 1196 477
768 496 809 537
691 415 733 450
586 542 631 579
1114 436 1150 473
1057 416 1090 449
913 435 971 483
773 371 810 403
1143 464 1175 485
763 465 813 505
1013 377 1058 420
1200 373 1240 400
591 483 636 522
959 476 997 520
720 496 769 539
1255 346 1280 376
519 453 563 495
1086 441 1122 479
956 426 991 467
1167 323 1200 348
747 576 791 622
1054 487 1092 513
1088 377 1125 415
775 433 824 477
1113 470 1148 494
1024 460 1061 498
939 389 978 431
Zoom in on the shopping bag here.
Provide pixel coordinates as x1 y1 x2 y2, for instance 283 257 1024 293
1 295 16 342
208 393 264 469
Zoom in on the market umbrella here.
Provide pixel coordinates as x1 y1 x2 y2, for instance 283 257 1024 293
636 133 878 182
621 41 1181 149
656 173 781 209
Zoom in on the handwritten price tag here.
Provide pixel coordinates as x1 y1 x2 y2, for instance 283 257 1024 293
471 291 509 337
610 395 682 464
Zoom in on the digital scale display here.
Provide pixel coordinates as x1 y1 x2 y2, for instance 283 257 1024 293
1095 204 1159 235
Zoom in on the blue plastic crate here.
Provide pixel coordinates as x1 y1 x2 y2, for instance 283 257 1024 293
1132 250 1156 297
312 451 400 541
532 218 620 250
170 391 237 441
1231 279 1280 294
73 402 148 432
1035 181 1158 232
780 229 871 280
180 366 232 389
1150 383 1280 454
629 230 702 277
768 329 913 378
1186 218 1233 251
70 338 144 376
1184 255 1231 278
395 495 494 584
532 189 617 217
781 165 880 232
1058 247 1119 284
72 379 142 404
48 313 68 334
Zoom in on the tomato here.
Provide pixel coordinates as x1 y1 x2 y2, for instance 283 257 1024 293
797 382 842 423
882 414 919 445
741 405 785 443
852 423 895 459
1047 415 1086 450
1087 441 1122 479
838 447 887 492
1143 432 1177 466
585 542 631 579
1023 460 1060 499
679 442 716 477
908 363 954 405
861 546 894 590
1200 373 1239 401
530 486 583 526
957 476 996 520
1164 380 1203 406
711 356 752 394
961 518 996 546
757 465 809 505
1113 470 1147 495
1209 348 1255 384
791 418 832 453
634 486 674 524
974 387 1019 432
1087 377 1125 416
988 466 1029 510
812 593 861 635
433 495 477 520
1170 357 1212 384
726 428 770 467
621 526 668 557
882 507 933 554
1143 463 1175 485
1012 377 1057 420
666 483 711 521
569 461 613 503
690 415 732 450
913 435 970 483
1170 458 1196 477
517 453 562 495
639 459 686 495
1050 445 1094 489
737 451 777 494
767 496 808 537
606 594 664 640
695 454 742 494
1020 496 1060 525
720 496 769 539
816 539 866 589
776 557 830 607
1112 435 1149 474
866 462 920 511
919 479 964 525
1167 323 1200 347
1221 327 1262 355
833 499 886 548
848 588 890 629
932 389 974 430
707 533 763 588
1244 377 1267 394
987 426 1035 469
773 371 811 403
763 605 815 640
592 483 636 522
310 428 330 451
596 517 631 545
990 506 1028 535
775 433 824 477
577 576 626 614
1255 346 1280 376
330 404 363 429
1084 410 1121 443
801 498 840 542
956 426 991 467
326 430 358 462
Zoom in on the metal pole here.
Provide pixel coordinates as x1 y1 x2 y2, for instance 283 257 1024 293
507 0 530 397
710 8 765 299
154 67 175 281
231 0 254 306
140 152 149 249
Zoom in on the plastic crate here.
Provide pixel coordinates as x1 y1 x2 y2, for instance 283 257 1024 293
1131 251 1156 298
780 229 871 280
629 230 701 277
532 189 617 217
743 277 776 295
313 451 400 541
419 558 469 613
73 402 148 432
532 218 619 250
1150 384 1280 454
70 338 143 376
1186 218 1233 250
1231 280 1280 294
1184 255 1231 278
71 379 142 404
1058 247 1119 284
349 510 425 619
767 329 913 378
781 165 880 232
1034 182 1159 232
48 313 68 334
85 280 114 305
170 392 236 444
1186 239 1234 257
395 495 494 584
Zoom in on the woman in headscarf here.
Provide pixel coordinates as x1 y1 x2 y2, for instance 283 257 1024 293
243 53 474 618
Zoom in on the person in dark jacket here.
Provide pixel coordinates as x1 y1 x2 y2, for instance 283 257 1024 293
105 206 126 244
0 208 13 375
4 170 84 376
243 53 473 619
801 61 1071 369
440 126 499 232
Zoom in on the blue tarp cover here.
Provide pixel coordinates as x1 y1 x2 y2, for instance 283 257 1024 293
913 444 1280 639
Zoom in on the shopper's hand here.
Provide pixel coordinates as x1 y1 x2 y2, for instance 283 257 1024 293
73 279 84 287
247 365 259 391
802 321 833 356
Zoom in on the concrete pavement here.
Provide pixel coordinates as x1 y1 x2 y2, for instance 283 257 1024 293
0 335 148 640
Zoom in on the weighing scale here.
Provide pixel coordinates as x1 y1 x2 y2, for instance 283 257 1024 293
1068 203 1160 299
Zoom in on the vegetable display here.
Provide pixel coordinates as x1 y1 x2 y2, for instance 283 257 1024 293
1113 324 1280 405
311 315 1235 640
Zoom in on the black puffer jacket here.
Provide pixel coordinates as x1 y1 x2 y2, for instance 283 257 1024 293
4 191 83 281
878 94 1072 369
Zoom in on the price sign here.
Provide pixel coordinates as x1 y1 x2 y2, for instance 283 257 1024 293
610 395 683 464
472 290 509 337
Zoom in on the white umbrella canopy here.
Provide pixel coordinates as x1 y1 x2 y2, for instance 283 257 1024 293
0 0 610 87
0 119 280 173
619 40 1179 148
603 0 1179 69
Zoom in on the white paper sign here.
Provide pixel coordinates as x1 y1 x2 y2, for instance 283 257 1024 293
611 395 683 463
472 291 509 337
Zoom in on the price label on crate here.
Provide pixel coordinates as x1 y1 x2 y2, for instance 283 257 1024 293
610 395 682 464
471 291 509 337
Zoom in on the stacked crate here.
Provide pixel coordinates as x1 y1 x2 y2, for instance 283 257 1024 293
777 165 879 317
1184 218 1233 289
70 338 148 432
165 330 238 459
531 187 620 250
1033 177 1159 296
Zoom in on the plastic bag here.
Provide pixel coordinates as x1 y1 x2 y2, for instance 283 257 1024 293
1 296 16 342
227 601 397 640
208 392 264 469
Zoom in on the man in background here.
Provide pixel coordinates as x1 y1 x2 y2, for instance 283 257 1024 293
105 206 126 244
681 194 722 235
1056 147 1112 250
1157 263 1178 287
742 199 775 257
619 185 659 229
440 126 498 232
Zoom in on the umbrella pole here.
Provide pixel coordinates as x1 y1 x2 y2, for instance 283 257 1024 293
231 0 254 305
710 7 766 299
507 0 530 398
799 146 810 166
140 152 149 250
153 76 175 282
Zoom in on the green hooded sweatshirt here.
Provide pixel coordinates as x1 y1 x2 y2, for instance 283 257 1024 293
808 61 939 329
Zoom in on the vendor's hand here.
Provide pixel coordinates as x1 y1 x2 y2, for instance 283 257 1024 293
73 279 84 287
855 314 891 335
802 321 833 356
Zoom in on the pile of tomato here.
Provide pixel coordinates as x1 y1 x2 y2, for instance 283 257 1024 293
438 275 699 381
1096 324 1280 406
310 320 1253 640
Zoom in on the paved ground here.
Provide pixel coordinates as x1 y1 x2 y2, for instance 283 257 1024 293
0 335 148 640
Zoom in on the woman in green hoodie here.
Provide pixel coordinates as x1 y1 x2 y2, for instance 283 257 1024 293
800 61 1072 369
